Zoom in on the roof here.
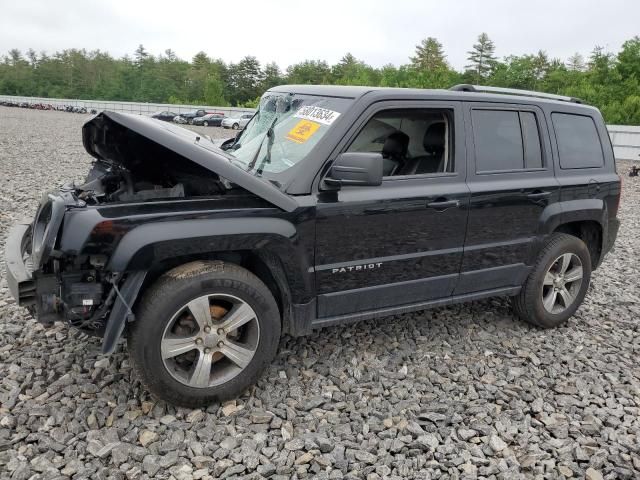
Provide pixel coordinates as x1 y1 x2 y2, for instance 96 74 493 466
268 84 598 110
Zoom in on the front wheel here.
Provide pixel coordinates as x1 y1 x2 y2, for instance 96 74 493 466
514 233 592 328
203 121 209 127
232 123 239 130
128 261 281 407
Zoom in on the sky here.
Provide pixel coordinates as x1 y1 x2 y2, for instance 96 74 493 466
0 0 638 70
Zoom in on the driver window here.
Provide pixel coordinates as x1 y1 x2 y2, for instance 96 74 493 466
347 109 454 177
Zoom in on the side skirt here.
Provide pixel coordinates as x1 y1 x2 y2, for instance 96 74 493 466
309 286 521 331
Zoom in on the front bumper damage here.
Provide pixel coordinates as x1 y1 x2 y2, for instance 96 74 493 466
5 194 147 354
5 190 81 322
5 220 35 306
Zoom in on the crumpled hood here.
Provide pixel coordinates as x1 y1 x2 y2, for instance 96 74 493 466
82 111 298 212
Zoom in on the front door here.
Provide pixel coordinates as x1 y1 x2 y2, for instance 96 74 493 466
313 102 469 318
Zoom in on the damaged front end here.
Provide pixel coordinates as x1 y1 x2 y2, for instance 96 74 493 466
6 188 115 332
5 111 296 353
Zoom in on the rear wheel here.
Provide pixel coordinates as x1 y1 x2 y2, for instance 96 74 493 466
128 261 280 407
514 233 591 328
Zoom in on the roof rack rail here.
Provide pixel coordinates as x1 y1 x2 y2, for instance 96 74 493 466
449 84 584 104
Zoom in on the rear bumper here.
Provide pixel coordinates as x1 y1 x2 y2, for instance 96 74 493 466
5 220 36 306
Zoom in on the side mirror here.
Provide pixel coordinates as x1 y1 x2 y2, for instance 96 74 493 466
324 152 383 188
220 130 243 151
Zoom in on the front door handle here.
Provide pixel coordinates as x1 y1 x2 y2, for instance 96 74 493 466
427 199 460 210
527 191 551 199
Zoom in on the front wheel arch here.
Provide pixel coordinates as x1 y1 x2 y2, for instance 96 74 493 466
128 249 291 333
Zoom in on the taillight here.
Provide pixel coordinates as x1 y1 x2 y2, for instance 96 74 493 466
615 174 622 213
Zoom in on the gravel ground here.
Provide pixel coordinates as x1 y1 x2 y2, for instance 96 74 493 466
0 106 639 480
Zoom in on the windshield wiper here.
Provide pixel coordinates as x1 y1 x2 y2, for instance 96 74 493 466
246 116 278 173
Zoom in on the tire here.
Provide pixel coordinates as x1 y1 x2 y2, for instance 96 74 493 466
203 121 209 127
188 119 193 125
127 261 281 407
513 233 592 328
232 123 239 130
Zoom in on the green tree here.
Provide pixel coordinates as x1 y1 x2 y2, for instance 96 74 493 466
566 52 586 71
261 62 284 91
617 37 640 80
286 60 332 84
204 74 227 106
228 56 263 105
411 37 447 71
134 44 149 65
4 38 640 125
466 33 497 83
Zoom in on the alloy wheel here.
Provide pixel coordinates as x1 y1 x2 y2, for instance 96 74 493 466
541 253 584 314
160 294 260 388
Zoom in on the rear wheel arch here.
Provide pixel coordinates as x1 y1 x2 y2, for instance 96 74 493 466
538 199 606 269
553 220 603 268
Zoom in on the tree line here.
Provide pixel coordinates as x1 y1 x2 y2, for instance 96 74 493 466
1 34 640 124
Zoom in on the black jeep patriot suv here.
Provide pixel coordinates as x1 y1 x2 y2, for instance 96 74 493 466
6 84 621 406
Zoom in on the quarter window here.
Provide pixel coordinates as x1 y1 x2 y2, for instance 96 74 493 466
552 113 604 169
472 109 543 172
521 112 543 169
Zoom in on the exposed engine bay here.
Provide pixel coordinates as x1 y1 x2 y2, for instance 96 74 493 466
76 158 228 204
77 115 230 204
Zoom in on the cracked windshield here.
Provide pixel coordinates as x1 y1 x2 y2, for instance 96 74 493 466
226 93 352 175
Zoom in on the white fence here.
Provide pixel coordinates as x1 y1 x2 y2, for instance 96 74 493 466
1 94 639 161
608 125 640 161
0 94 256 117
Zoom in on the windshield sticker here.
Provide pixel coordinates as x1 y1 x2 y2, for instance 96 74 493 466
294 106 341 125
286 119 321 144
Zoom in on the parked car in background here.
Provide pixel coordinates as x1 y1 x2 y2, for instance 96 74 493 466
222 113 254 130
179 109 224 124
151 111 179 122
192 113 225 127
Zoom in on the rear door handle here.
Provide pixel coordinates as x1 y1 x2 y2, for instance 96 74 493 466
427 199 460 210
527 191 551 199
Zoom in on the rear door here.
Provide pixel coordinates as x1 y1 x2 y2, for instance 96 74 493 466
456 102 559 294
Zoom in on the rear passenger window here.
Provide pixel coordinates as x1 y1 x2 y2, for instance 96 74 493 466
472 109 543 173
552 113 604 169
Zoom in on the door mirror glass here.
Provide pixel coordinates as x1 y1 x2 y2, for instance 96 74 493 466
325 152 383 187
